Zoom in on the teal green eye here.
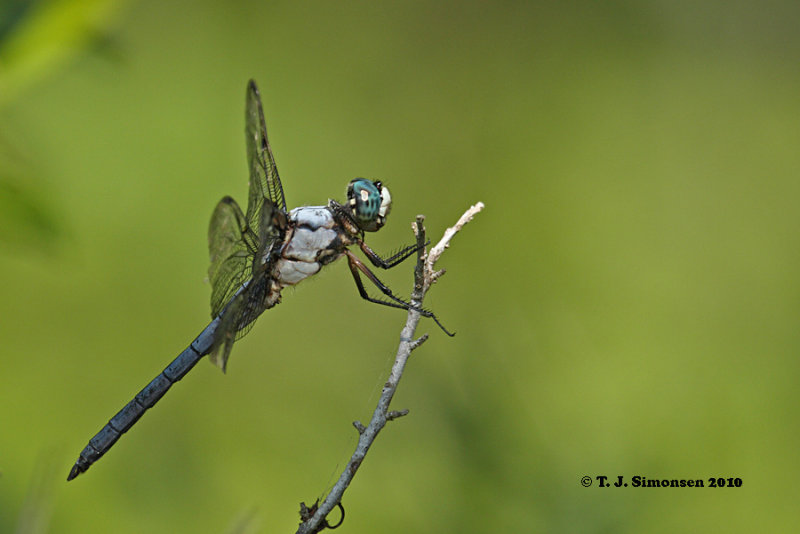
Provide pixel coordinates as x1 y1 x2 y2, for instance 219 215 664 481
346 178 392 232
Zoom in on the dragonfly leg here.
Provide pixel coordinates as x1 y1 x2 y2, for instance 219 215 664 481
359 240 429 269
346 250 412 309
344 250 454 336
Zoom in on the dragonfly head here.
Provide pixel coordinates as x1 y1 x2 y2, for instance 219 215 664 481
347 178 392 232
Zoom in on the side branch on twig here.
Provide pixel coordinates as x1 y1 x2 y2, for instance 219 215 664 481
295 202 484 534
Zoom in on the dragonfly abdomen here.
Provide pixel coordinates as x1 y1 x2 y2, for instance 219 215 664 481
67 318 219 480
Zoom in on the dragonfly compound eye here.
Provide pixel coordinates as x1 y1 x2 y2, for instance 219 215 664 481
347 178 391 232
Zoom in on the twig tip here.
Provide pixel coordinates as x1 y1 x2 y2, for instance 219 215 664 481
352 421 366 434
408 333 429 351
386 409 410 421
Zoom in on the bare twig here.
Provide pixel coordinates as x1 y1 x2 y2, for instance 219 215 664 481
295 202 484 534
425 202 485 290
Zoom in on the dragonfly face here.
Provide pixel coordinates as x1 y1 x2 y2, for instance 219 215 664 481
66 79 452 482
346 178 392 232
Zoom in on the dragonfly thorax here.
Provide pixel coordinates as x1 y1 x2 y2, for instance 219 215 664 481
274 206 351 287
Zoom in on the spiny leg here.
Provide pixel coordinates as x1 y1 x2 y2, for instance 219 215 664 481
359 240 429 269
346 251 413 309
345 250 454 336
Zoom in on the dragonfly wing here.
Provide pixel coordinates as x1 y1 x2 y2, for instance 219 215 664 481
254 193 287 270
208 196 283 372
208 273 271 372
208 283 247 372
234 198 285 341
245 80 287 236
206 79 289 371
208 196 256 318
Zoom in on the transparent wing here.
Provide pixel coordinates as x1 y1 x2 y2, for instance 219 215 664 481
207 197 283 371
206 80 288 372
208 196 257 318
208 277 267 372
246 79 287 236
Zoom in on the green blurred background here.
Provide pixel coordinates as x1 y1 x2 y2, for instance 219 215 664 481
1 1 798 532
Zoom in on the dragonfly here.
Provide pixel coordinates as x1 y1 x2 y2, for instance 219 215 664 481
67 80 452 481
